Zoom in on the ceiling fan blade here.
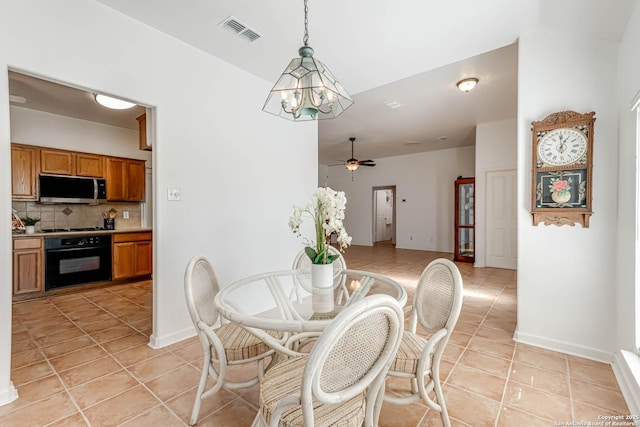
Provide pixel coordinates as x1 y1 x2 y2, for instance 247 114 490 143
358 160 374 163
359 163 376 167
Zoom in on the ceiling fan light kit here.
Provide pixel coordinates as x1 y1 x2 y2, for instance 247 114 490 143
346 161 359 171
343 137 376 173
262 0 353 121
456 77 479 92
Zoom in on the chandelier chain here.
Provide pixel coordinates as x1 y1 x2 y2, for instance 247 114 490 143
303 0 309 46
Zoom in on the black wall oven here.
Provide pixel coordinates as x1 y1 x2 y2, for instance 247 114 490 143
44 235 112 290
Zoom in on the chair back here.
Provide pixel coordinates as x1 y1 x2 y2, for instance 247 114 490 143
300 294 404 424
414 258 463 335
184 255 221 328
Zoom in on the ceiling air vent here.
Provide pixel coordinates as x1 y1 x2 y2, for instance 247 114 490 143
219 16 262 43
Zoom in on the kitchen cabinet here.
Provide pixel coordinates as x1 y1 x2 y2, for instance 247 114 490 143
113 232 152 280
13 238 43 295
41 148 103 178
41 149 75 175
105 157 145 201
75 153 104 177
454 176 475 263
137 113 151 151
11 144 39 200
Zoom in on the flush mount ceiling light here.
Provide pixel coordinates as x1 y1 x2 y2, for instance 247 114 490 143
457 78 479 93
262 0 353 121
9 94 26 104
94 94 136 110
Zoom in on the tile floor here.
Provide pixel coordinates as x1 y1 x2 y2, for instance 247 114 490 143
2 244 629 426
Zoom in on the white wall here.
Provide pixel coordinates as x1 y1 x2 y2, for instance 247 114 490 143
516 29 619 361
0 0 317 405
326 146 475 250
617 0 640 355
475 118 517 267
613 0 640 412
10 106 151 164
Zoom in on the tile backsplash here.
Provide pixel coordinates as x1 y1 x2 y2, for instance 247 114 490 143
12 201 142 231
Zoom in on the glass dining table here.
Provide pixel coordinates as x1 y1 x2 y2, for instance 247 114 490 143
214 268 407 357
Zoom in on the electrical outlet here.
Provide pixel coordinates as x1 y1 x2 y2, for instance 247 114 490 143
123 211 129 219
167 188 181 201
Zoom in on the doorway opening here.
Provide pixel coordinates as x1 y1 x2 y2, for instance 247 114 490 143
8 69 155 338
373 186 396 245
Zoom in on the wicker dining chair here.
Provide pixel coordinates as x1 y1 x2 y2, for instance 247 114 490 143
251 294 404 427
384 258 464 427
184 255 276 426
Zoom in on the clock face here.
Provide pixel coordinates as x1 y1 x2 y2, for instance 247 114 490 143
537 128 587 166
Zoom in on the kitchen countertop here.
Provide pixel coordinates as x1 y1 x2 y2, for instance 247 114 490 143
12 228 153 238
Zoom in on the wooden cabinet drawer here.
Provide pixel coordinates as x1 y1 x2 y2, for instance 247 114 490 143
14 238 43 250
113 232 152 243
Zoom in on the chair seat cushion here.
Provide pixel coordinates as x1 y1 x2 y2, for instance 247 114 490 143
215 323 276 361
259 356 366 427
389 331 429 374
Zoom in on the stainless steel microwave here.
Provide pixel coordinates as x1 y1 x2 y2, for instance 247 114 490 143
39 174 107 204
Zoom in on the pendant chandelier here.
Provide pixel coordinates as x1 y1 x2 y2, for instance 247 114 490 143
262 0 353 121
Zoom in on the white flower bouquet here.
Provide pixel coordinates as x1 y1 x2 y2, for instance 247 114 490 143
289 186 352 264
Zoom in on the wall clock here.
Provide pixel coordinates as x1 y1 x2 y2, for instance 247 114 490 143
531 110 595 227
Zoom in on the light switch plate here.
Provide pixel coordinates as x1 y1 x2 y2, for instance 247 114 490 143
167 188 181 201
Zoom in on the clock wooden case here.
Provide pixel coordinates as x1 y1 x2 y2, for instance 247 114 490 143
531 110 595 228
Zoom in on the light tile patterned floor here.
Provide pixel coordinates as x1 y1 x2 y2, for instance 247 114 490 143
2 244 629 426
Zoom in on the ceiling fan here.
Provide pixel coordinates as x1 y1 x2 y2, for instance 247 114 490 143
342 137 376 171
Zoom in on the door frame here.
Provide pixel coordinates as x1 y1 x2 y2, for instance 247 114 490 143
372 185 396 245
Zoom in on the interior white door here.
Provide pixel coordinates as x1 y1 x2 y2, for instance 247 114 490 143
374 190 386 242
486 169 517 269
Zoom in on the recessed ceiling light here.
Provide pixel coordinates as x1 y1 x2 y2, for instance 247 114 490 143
404 141 421 146
437 136 448 141
456 78 478 93
94 94 136 110
383 99 403 109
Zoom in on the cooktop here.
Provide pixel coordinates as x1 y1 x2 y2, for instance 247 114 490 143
41 227 107 233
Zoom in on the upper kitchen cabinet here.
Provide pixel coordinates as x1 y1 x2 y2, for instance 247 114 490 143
105 157 145 201
76 153 104 178
41 148 74 175
136 113 151 151
11 144 39 200
41 148 103 178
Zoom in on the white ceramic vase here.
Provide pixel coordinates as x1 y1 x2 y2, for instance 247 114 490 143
311 263 334 288
25 225 35 234
311 263 334 313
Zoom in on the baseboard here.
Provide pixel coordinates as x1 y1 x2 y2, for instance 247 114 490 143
513 328 613 363
0 381 18 407
148 326 195 349
613 350 640 415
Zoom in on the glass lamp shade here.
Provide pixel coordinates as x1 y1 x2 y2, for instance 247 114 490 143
456 78 478 93
345 162 359 171
263 54 354 121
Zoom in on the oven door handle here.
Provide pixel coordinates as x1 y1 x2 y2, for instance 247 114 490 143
46 247 108 254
